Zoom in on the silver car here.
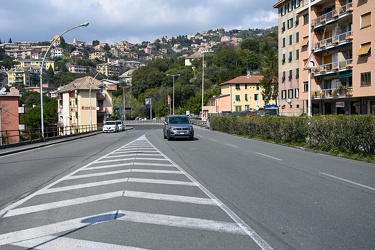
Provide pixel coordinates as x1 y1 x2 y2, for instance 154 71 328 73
102 121 119 133
163 115 194 141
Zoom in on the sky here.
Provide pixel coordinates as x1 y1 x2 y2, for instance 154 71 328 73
1 0 278 45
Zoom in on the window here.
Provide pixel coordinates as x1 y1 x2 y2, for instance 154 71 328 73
295 88 299 98
256 84 260 90
358 42 371 56
289 35 293 45
245 84 248 89
296 32 299 43
245 105 250 111
281 5 286 16
282 53 286 63
282 71 286 82
295 0 300 8
295 15 299 26
289 51 293 61
361 72 371 86
281 90 287 99
288 89 294 98
303 81 308 92
296 68 299 79
235 95 241 101
245 94 248 101
254 94 259 100
303 14 309 25
235 106 242 112
282 22 286 31
288 18 294 29
296 49 299 60
288 1 293 12
235 84 240 90
289 70 293 79
301 37 309 47
283 37 286 47
361 12 371 28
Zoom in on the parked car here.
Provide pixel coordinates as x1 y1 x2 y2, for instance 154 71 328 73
163 115 194 141
102 121 119 133
115 120 125 131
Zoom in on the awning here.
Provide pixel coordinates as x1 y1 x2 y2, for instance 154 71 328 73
339 71 352 79
301 37 309 47
358 44 371 56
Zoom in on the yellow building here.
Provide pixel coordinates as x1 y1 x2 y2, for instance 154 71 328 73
57 76 115 135
274 0 375 115
219 75 275 112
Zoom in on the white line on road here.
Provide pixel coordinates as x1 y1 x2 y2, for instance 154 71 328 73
39 178 196 194
5 190 215 217
209 138 217 142
12 235 147 250
66 169 183 180
255 152 282 161
226 143 239 148
116 210 246 235
320 172 375 191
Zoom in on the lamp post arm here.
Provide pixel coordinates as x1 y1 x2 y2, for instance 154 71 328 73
39 22 89 139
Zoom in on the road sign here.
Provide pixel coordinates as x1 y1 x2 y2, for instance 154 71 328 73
304 53 319 70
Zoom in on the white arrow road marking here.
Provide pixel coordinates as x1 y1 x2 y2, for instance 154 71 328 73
12 235 147 250
5 190 216 217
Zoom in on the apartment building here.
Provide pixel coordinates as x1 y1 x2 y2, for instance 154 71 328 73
274 0 375 115
57 76 115 135
0 88 23 144
202 74 276 119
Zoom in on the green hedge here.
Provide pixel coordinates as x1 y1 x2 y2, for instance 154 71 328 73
210 115 375 156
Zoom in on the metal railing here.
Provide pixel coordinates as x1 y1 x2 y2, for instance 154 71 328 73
312 2 353 28
314 59 353 76
312 31 353 52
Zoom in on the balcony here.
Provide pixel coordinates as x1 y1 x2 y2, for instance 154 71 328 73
312 3 353 29
311 87 353 99
312 31 353 53
314 59 353 77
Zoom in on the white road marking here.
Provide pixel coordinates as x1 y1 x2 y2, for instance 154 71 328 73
66 169 183 180
209 138 217 142
12 235 147 250
39 178 196 194
320 172 375 191
5 191 215 217
226 143 239 148
116 210 246 235
255 152 282 161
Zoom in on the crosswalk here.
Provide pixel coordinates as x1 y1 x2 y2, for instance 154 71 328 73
0 135 272 249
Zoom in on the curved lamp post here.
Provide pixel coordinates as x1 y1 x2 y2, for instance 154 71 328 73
167 74 180 115
40 22 89 139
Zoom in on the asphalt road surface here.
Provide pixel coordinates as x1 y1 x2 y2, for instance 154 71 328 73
0 124 374 249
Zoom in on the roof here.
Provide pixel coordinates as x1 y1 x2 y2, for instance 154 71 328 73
273 0 287 8
219 75 263 86
59 76 106 93
187 51 203 59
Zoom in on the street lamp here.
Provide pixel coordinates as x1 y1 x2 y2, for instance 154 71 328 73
89 72 99 132
40 22 89 139
201 49 213 120
167 74 180 115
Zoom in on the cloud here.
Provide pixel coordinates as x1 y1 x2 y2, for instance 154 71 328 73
1 0 277 44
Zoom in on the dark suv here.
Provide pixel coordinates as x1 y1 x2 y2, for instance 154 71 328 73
163 115 194 141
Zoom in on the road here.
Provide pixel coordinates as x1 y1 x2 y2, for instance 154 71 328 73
0 125 374 249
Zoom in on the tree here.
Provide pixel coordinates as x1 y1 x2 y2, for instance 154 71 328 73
260 49 278 105
92 40 100 46
8 38 12 43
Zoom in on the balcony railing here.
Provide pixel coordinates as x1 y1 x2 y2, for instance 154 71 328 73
311 87 353 99
312 3 353 28
312 31 353 52
314 59 353 76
